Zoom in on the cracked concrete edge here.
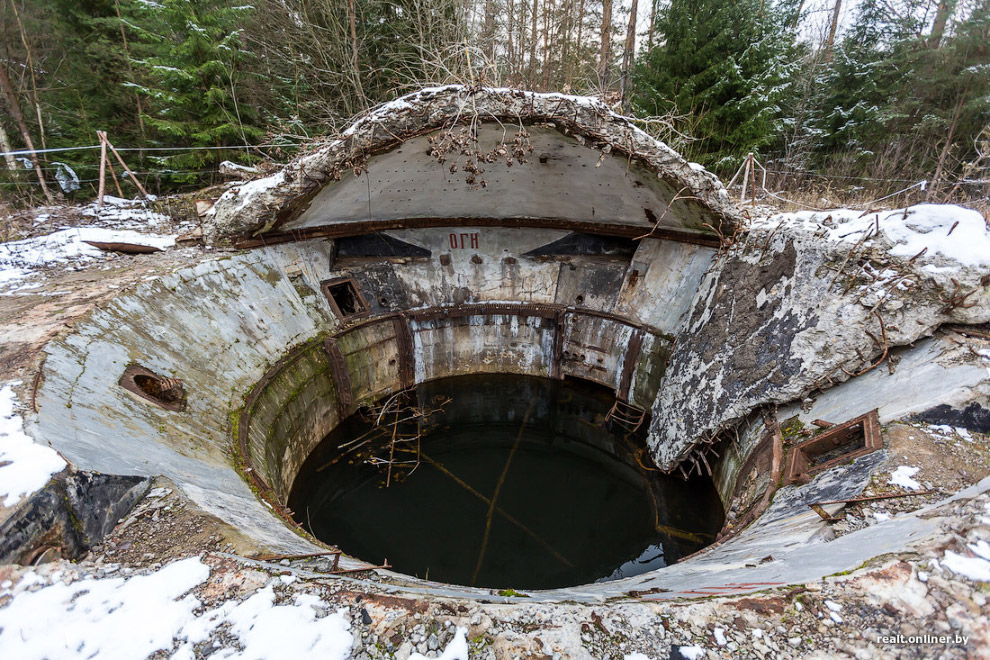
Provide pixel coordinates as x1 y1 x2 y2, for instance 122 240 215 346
204 86 743 244
649 216 990 470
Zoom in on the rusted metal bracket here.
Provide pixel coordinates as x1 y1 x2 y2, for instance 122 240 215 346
809 503 841 522
617 329 644 402
605 399 647 434
233 216 724 250
322 336 354 411
392 314 415 390
551 308 566 379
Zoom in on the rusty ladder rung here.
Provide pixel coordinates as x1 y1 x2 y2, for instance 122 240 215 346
606 399 647 433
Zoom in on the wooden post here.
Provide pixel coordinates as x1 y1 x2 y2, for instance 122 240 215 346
749 153 758 206
740 153 752 205
106 138 150 199
97 131 108 209
106 157 125 199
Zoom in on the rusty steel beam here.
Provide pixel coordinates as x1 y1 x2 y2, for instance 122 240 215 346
407 302 562 323
233 216 722 250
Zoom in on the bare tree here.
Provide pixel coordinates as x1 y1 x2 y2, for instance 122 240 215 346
0 63 53 203
620 0 638 111
570 0 587 86
823 0 842 61
0 120 19 172
599 0 613 89
529 0 540 83
481 0 498 61
347 0 367 111
928 0 957 48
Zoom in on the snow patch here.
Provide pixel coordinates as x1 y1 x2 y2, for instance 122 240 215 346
212 170 286 218
0 383 66 507
0 227 174 291
196 587 352 660
409 627 468 660
889 466 923 491
0 558 355 660
0 558 209 659
1 196 177 291
757 204 990 269
943 549 990 582
970 540 990 561
678 646 705 660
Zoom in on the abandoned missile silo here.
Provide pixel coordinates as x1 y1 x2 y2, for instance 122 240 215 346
3 86 990 657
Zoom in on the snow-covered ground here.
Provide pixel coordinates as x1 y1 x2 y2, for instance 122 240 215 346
753 204 990 269
942 539 990 582
0 383 65 507
0 554 479 660
0 557 354 660
0 196 180 293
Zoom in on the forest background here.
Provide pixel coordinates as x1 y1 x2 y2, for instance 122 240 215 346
0 0 987 210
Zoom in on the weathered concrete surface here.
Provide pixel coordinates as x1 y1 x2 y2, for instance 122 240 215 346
285 125 710 235
777 331 990 431
648 209 990 469
30 227 701 554
204 86 741 244
32 245 341 555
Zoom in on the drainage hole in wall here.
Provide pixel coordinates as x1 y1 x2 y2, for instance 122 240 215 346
288 374 723 590
119 365 186 412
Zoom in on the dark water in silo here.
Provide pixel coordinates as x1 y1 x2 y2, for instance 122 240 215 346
288 374 723 590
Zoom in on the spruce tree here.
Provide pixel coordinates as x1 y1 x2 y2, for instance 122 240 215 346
811 0 989 185
632 0 799 173
128 0 270 183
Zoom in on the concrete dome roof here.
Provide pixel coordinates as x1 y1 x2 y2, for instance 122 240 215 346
205 86 742 246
